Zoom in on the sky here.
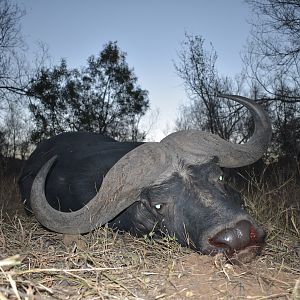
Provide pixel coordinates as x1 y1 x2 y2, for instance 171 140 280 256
18 0 252 141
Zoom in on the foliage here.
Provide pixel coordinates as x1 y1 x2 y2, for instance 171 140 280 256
0 130 7 156
0 103 32 158
242 0 300 158
175 32 300 159
0 0 32 158
0 0 27 102
174 34 254 144
269 91 300 158
28 41 149 142
244 0 300 100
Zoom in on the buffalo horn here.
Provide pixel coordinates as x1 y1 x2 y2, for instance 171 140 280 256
30 143 173 233
161 94 272 168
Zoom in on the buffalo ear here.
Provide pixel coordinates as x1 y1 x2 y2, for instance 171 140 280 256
210 156 220 164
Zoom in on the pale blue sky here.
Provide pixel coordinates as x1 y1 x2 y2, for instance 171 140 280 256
19 0 251 141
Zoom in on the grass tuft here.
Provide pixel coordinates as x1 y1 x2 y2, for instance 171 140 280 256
0 162 300 299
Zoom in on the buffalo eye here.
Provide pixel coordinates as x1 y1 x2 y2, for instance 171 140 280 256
219 175 224 181
154 203 164 211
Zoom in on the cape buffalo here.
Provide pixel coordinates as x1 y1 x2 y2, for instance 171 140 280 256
19 95 272 262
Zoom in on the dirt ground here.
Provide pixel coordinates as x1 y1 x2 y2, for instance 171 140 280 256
1 211 299 299
168 253 299 299
0 173 300 299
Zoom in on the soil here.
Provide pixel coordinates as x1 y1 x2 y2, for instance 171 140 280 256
164 254 298 299
0 171 299 299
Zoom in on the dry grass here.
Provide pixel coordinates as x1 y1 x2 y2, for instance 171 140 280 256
240 163 300 272
0 162 300 299
0 214 192 299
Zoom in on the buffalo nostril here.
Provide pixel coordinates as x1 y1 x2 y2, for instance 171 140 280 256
208 220 263 252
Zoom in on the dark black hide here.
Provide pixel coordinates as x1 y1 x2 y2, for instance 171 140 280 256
19 132 142 212
109 161 248 252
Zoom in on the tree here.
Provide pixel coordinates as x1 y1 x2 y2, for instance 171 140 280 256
174 33 300 159
0 1 52 158
28 41 149 142
0 0 27 103
0 102 32 158
242 0 300 159
0 129 7 156
174 34 253 143
244 0 300 100
27 60 76 141
266 82 300 158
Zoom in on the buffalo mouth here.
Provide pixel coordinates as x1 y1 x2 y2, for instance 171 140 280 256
205 220 266 264
206 243 265 264
225 245 265 264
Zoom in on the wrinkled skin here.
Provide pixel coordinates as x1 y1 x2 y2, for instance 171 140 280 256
110 160 264 256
